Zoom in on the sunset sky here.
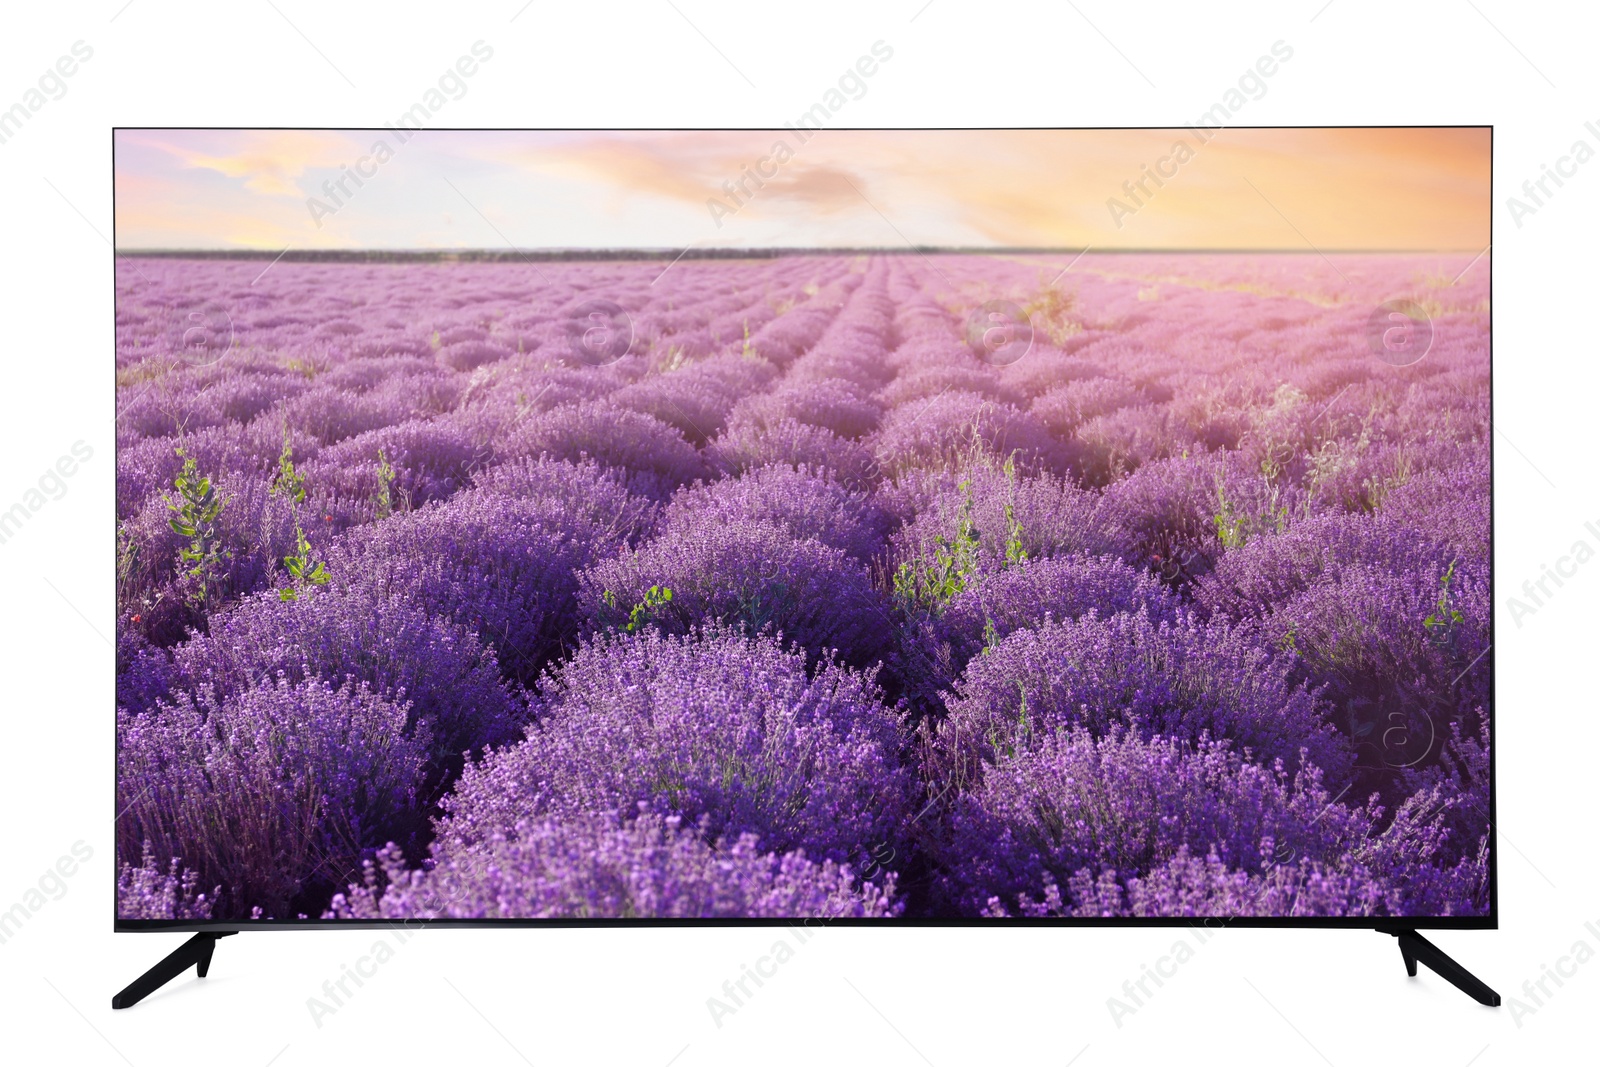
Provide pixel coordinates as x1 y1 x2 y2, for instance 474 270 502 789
113 128 1490 252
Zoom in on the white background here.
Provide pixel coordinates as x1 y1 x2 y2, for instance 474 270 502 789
1 2 1596 1065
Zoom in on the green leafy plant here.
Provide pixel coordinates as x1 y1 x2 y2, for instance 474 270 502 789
1212 473 1288 551
981 616 1001 654
894 478 981 611
273 435 307 504
374 448 399 520
116 527 141 603
1212 479 1249 550
1277 621 1300 655
285 357 320 380
280 528 329 600
271 428 330 601
166 448 231 607
989 680 1033 760
1001 506 1028 568
973 461 1029 654
739 319 760 361
1424 560 1465 637
1000 454 1029 569
604 586 675 632
628 585 673 632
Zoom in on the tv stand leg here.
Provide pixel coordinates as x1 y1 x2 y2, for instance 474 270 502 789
112 932 237 1009
1385 930 1500 1006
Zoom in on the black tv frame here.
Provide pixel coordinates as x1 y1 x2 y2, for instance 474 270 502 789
111 124 1499 1008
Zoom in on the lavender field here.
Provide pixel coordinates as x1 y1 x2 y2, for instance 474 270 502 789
114 252 1491 921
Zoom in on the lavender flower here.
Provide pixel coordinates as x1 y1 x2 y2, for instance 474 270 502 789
169 584 525 765
660 464 892 563
327 810 900 919
936 611 1352 787
938 554 1181 668
117 677 429 919
436 624 914 868
116 842 218 921
935 726 1372 915
501 400 708 500
578 518 892 667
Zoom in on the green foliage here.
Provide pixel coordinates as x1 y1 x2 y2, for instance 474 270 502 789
893 454 1028 615
740 319 758 361
629 585 673 632
1001 504 1028 567
961 456 1033 646
981 616 1000 655
374 448 399 520
166 448 230 606
1212 479 1249 550
604 586 675 633
273 436 308 504
894 478 980 611
1000 454 1028 569
1212 474 1288 551
278 528 330 601
1277 621 1299 655
990 680 1031 760
285 357 320 380
116 527 140 598
271 428 330 601
1424 560 1465 638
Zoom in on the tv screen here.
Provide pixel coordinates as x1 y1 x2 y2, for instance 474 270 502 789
114 127 1492 927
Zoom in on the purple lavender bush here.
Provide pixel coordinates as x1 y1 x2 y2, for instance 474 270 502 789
470 454 659 545
729 375 884 440
116 843 218 920
706 413 876 487
327 810 900 919
303 418 483 509
435 624 914 869
500 400 707 500
168 584 525 767
578 517 893 667
328 489 616 683
938 554 1181 668
933 726 1372 915
1031 376 1144 438
890 458 1116 584
1194 511 1453 622
660 463 892 563
117 677 429 918
1263 558 1490 786
870 391 1062 477
610 352 777 444
934 611 1352 787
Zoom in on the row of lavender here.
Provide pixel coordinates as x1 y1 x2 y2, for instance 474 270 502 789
114 252 1491 920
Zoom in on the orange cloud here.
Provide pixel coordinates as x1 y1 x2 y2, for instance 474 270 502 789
753 164 864 211
523 135 721 205
140 130 360 198
492 132 869 216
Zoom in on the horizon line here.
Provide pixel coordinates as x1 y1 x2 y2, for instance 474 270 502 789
113 246 1490 261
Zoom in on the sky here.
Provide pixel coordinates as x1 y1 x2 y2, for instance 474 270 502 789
113 128 1490 252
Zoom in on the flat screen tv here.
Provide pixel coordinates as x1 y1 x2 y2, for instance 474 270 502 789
112 125 1497 1008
